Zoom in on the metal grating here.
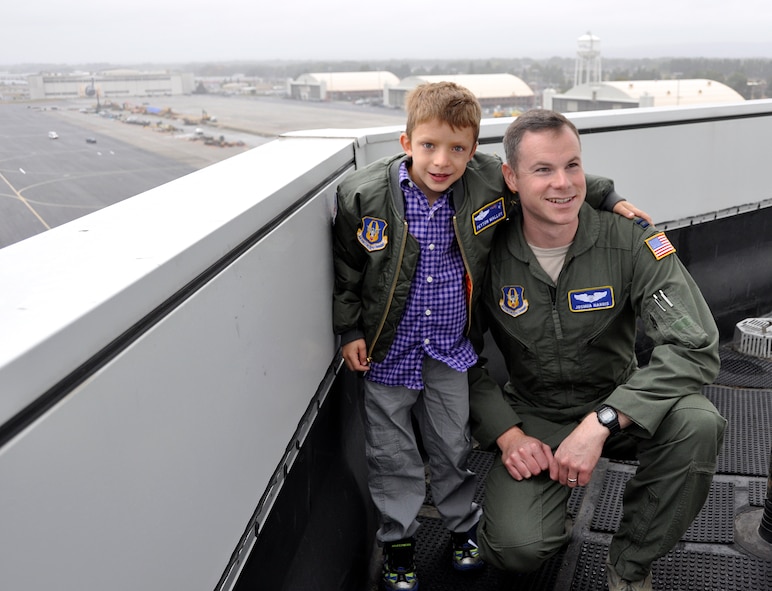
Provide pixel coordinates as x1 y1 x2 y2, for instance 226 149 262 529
683 481 734 543
572 541 772 591
704 384 772 477
715 346 772 389
590 469 734 543
591 469 631 533
567 485 586 518
750 479 769 507
570 541 611 591
467 449 495 506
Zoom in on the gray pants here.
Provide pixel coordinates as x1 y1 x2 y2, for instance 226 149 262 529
478 393 726 581
364 357 481 543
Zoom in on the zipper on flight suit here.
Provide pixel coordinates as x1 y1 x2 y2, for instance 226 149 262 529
548 285 564 340
367 220 409 362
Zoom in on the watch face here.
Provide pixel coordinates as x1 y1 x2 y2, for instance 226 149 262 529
598 407 616 424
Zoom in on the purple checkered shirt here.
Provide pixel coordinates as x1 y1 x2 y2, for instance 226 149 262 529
366 162 477 390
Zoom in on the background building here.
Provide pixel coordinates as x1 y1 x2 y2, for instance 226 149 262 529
547 78 745 112
27 70 195 100
288 71 399 102
384 73 535 113
545 33 745 112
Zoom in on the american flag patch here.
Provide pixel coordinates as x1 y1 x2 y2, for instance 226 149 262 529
645 232 676 260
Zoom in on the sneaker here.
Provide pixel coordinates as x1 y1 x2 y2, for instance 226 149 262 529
382 538 418 591
451 524 484 571
606 561 653 591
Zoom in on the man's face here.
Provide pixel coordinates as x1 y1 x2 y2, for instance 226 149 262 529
502 126 586 245
400 120 477 202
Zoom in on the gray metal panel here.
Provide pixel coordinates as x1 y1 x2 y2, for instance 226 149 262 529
0 138 353 590
0 186 341 590
0 137 353 426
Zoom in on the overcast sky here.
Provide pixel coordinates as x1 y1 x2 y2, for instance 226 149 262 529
3 0 771 66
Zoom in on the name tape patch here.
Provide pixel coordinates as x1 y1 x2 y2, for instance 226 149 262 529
472 197 506 235
569 286 614 312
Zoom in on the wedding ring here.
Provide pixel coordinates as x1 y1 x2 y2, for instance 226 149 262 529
567 478 578 483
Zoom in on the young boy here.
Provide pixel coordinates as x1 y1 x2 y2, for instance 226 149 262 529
332 83 641 591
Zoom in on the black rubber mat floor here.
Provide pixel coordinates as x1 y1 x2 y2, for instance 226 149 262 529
371 345 772 591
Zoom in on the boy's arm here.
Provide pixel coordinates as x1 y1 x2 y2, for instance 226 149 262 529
585 174 653 224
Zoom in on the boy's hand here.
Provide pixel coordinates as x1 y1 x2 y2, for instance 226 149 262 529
612 200 653 225
342 339 370 372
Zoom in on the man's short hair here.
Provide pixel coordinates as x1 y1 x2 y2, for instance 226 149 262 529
404 82 482 141
503 109 581 170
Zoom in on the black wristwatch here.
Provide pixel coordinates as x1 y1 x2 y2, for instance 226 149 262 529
596 405 621 436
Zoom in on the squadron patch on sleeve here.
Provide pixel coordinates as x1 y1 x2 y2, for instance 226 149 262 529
568 286 614 312
499 285 529 318
472 197 506 235
645 231 676 260
357 216 388 252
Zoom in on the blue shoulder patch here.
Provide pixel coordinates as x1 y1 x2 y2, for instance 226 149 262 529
634 217 650 228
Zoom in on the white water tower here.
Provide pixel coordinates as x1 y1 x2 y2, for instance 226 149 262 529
575 32 602 87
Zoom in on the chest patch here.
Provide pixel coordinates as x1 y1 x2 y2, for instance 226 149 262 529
568 286 614 312
357 216 388 252
472 197 506 235
499 285 529 318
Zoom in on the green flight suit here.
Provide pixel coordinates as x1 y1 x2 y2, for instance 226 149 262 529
469 204 726 581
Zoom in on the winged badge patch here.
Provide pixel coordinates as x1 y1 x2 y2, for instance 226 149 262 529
569 287 614 312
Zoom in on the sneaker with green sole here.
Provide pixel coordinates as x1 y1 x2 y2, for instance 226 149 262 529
382 538 418 591
451 524 484 572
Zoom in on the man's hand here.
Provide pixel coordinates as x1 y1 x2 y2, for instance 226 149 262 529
612 200 653 225
497 426 554 481
341 338 370 372
550 414 608 487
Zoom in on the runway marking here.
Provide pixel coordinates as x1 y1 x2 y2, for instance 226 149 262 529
0 171 50 230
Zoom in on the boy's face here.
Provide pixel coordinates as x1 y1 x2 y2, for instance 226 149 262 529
400 120 477 202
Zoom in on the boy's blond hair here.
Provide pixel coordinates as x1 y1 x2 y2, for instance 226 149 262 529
404 82 482 141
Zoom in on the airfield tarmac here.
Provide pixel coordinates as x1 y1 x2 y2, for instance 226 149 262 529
0 95 406 249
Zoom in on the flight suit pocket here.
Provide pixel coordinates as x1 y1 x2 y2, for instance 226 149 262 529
642 289 709 349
